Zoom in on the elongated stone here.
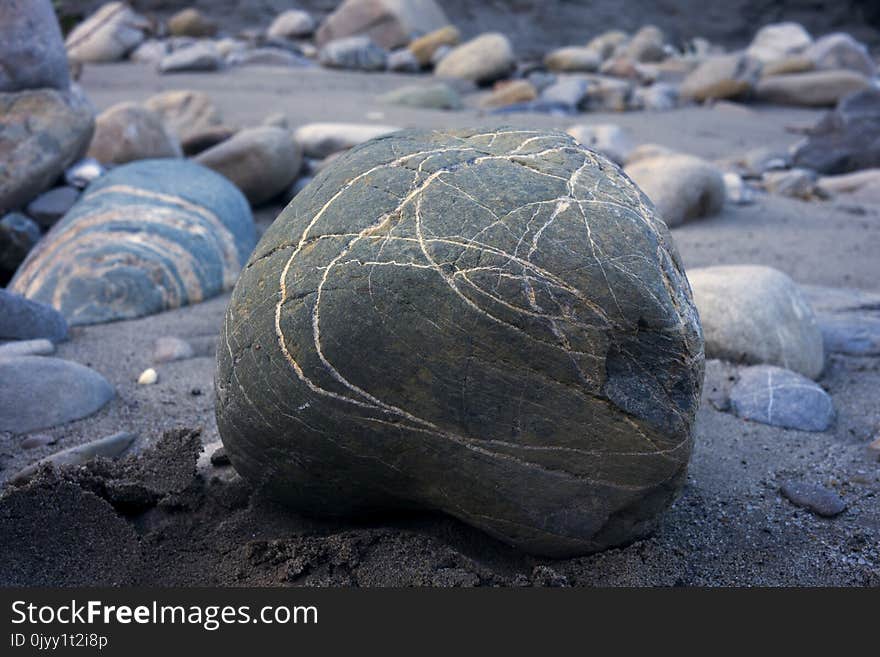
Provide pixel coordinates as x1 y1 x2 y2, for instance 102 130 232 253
216 127 705 557
10 159 255 326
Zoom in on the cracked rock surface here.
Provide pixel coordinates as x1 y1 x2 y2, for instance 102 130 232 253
216 127 704 557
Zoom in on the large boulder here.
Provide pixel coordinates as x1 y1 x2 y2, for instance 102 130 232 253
215 127 705 558
791 88 880 174
755 69 870 107
65 2 150 64
803 33 876 77
0 356 114 433
679 54 762 102
687 265 824 379
746 22 812 63
195 127 302 206
624 154 725 226
86 102 182 166
9 159 255 326
316 0 449 50
0 88 94 215
434 33 515 85
0 0 70 93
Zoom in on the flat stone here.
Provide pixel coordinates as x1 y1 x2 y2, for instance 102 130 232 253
319 36 387 71
755 70 870 107
159 42 224 74
730 365 833 432
216 127 704 558
0 289 67 342
0 0 70 92
9 160 255 326
227 48 312 68
379 83 463 110
0 87 94 215
25 186 80 229
0 356 115 433
780 481 846 517
688 265 824 379
0 338 55 359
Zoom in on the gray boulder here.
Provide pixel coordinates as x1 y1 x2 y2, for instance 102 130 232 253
9 159 255 326
0 0 70 93
216 127 705 558
730 365 833 432
688 265 824 379
0 356 114 433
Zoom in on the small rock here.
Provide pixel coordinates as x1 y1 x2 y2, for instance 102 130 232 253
319 36 387 71
168 8 217 38
801 284 880 357
0 213 41 275
152 336 194 363
624 153 725 226
293 123 400 159
755 70 870 107
195 126 303 206
680 54 761 102
804 33 875 77
210 446 231 466
566 124 633 165
687 265 824 379
730 365 834 432
408 25 460 67
544 47 601 73
87 102 182 165
379 83 463 110
0 289 67 343
227 48 311 68
315 0 449 51
137 368 158 385
65 2 150 64
12 431 136 483
20 434 57 450
539 76 590 110
747 22 813 63
65 158 105 189
387 48 421 73
479 80 538 109
25 187 80 229
267 10 316 40
159 42 224 73
762 168 818 199
0 339 55 359
0 356 114 433
434 32 515 85
792 88 880 174
722 172 756 205
780 481 846 517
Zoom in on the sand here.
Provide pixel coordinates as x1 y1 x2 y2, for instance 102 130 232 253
1 63 878 586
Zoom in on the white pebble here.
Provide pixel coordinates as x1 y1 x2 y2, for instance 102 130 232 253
137 367 158 385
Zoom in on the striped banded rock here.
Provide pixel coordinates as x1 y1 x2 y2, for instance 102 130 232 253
10 159 255 326
216 127 705 557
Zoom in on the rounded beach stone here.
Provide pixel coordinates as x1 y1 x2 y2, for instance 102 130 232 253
9 159 255 326
216 127 705 557
730 365 834 432
687 265 824 379
0 0 70 93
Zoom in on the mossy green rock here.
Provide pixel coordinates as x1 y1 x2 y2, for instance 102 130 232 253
216 127 704 557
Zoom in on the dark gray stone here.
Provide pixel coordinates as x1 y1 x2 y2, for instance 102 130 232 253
25 186 80 229
216 127 705 558
729 365 834 432
0 213 41 273
792 88 880 174
0 289 68 342
10 159 256 326
319 36 388 71
0 356 114 433
0 0 70 93
780 481 846 517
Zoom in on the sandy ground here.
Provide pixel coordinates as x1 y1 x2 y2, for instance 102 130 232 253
1 63 878 586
